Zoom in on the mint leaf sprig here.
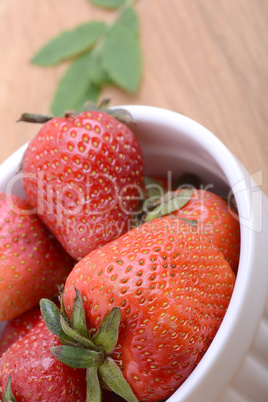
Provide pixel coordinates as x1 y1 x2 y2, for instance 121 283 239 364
32 0 142 116
88 0 128 10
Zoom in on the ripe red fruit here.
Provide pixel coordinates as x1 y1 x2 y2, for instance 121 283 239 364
22 110 144 260
0 305 42 357
63 216 236 401
0 319 87 400
0 193 74 321
170 189 240 273
0 318 124 401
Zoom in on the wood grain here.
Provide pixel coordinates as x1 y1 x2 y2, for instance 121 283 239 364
0 0 267 193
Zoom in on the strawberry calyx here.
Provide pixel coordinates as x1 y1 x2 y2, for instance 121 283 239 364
40 287 138 402
143 175 167 201
138 183 198 227
2 375 17 402
17 99 135 125
84 98 136 124
17 112 54 123
144 187 193 221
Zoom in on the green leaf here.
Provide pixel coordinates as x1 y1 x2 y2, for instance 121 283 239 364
3 375 17 402
86 367 102 402
50 345 105 369
117 7 139 34
32 21 106 66
40 298 73 343
88 52 112 86
145 189 193 222
101 23 142 93
71 286 89 339
50 51 100 116
88 0 127 9
93 307 121 354
60 314 97 350
98 357 138 402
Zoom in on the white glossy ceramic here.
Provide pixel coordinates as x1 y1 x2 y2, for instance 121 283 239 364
0 106 267 401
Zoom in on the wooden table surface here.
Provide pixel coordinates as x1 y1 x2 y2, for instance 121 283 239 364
0 0 267 194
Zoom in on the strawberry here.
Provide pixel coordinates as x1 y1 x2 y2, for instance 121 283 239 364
21 109 144 261
0 305 42 357
54 216 236 402
0 319 87 401
170 189 240 273
143 188 240 273
0 193 74 321
0 318 124 401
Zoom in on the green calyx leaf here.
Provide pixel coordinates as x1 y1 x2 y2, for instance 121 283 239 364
71 286 89 339
40 298 74 344
3 375 17 402
92 307 121 353
83 99 136 124
42 287 137 402
17 113 53 124
105 108 136 124
99 357 138 402
32 21 106 66
144 175 167 201
176 217 198 227
60 314 97 350
86 368 102 402
145 188 193 222
50 345 105 369
58 284 68 316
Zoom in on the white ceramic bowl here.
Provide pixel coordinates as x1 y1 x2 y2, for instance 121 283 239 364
0 106 267 401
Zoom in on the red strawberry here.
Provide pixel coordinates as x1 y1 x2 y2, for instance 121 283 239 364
0 193 74 321
0 318 124 401
0 305 42 357
61 216 236 401
0 319 87 400
21 110 144 261
170 189 240 273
